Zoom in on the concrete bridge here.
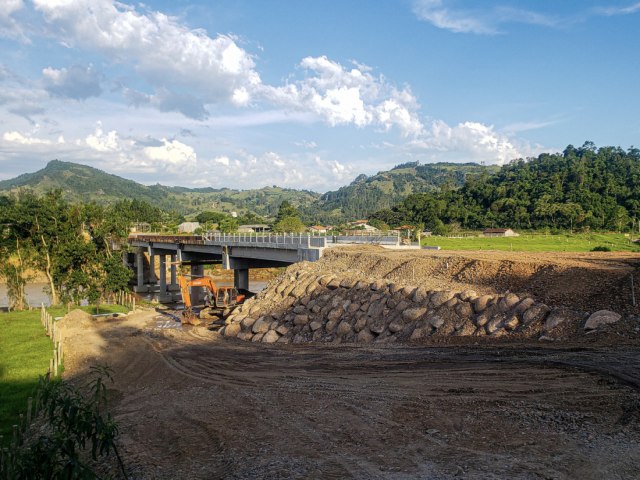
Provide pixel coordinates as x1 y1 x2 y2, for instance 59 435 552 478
127 232 402 303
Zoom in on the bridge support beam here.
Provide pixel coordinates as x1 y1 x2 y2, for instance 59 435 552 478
190 264 205 306
148 249 156 291
134 248 149 293
158 255 172 303
234 268 249 291
169 255 179 291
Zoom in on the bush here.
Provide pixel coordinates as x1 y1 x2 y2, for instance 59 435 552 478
591 245 611 252
1 366 126 479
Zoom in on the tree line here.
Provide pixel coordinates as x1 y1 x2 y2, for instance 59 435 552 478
369 143 640 234
0 191 167 310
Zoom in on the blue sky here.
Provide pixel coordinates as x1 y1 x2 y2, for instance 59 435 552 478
0 0 638 192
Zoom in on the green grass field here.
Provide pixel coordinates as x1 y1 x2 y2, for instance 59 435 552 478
421 233 640 252
0 304 129 442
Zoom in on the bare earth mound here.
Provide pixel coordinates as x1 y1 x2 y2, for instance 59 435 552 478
56 249 640 479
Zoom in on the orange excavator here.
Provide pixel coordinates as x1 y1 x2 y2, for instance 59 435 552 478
178 274 247 325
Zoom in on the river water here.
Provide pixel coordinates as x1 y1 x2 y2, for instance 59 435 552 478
0 282 50 308
0 279 269 308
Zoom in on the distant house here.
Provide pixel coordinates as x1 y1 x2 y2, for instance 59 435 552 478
483 228 519 237
238 224 271 233
130 222 151 233
347 220 379 233
309 225 328 234
178 222 200 233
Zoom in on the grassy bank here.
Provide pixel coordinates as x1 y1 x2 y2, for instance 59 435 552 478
0 304 129 441
422 233 640 252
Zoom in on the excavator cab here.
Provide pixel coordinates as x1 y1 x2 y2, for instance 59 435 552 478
178 274 246 325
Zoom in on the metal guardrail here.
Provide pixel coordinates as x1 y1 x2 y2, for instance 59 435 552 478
333 235 400 245
204 232 327 248
133 232 402 248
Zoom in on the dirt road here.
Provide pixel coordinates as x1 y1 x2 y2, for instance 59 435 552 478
62 311 640 480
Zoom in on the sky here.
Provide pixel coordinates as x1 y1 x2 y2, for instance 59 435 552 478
0 0 639 192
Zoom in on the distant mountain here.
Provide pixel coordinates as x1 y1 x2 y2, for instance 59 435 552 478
0 159 171 205
0 160 320 218
303 162 498 223
0 159 498 222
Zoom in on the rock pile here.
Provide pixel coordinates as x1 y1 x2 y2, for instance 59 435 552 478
218 266 614 345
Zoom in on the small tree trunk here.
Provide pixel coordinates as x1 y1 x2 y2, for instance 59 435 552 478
44 250 59 306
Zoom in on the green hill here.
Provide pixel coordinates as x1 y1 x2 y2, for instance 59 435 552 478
0 160 320 218
0 159 169 205
380 143 640 232
303 162 497 223
0 159 498 223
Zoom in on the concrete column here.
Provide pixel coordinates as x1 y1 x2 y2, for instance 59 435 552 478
234 268 249 291
134 248 148 292
190 264 205 306
148 251 156 289
158 255 171 303
169 255 179 291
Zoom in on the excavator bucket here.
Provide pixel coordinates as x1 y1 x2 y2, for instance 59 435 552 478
182 307 204 326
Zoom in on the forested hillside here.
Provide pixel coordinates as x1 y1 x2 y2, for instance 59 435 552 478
371 143 640 232
303 162 496 223
0 160 493 222
0 160 320 218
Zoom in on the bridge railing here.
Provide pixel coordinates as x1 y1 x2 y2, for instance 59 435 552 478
204 232 327 248
203 232 401 247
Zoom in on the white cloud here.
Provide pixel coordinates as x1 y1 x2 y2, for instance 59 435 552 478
0 0 25 40
213 155 230 166
260 56 423 136
85 122 121 152
413 0 496 34
33 0 261 106
143 139 197 169
596 2 640 16
42 64 102 100
412 0 558 34
408 120 534 165
294 140 318 149
3 130 52 145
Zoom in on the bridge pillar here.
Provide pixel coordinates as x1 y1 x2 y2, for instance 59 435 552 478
190 264 205 306
169 255 179 290
234 268 249 291
134 248 149 293
158 255 172 303
148 250 156 291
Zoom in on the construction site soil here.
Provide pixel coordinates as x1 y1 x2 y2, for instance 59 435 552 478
57 248 640 479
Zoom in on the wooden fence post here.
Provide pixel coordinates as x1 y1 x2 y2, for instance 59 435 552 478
26 397 32 425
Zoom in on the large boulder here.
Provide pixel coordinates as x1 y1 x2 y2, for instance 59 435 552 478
336 321 353 337
413 287 429 303
367 316 386 334
262 330 280 343
522 304 550 325
252 317 270 334
473 295 493 313
357 329 375 343
584 310 622 330
224 322 241 337
402 307 427 322
430 290 456 308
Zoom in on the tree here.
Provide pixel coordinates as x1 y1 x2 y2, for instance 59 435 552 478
219 217 239 233
275 200 299 222
273 216 306 233
196 211 227 224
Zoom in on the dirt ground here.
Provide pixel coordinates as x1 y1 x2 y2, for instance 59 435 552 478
57 248 640 479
